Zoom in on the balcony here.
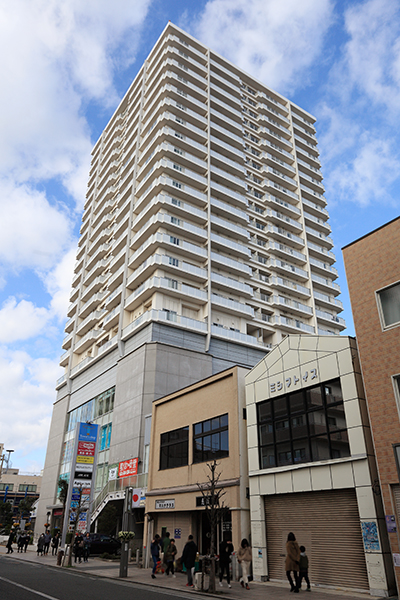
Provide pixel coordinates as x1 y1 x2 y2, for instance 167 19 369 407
59 349 71 368
125 276 207 312
270 275 311 297
268 258 308 280
62 331 73 350
210 324 272 350
267 241 306 264
311 274 340 294
303 211 331 234
211 272 253 297
83 258 110 286
266 224 304 247
211 294 254 318
270 295 312 316
210 252 252 277
79 291 107 319
309 257 338 279
103 307 120 331
210 197 249 225
314 290 343 311
121 308 208 341
74 328 105 354
264 194 301 218
264 180 299 202
105 285 123 309
265 208 302 233
275 315 315 334
305 226 333 247
76 309 106 337
307 241 336 262
81 275 108 302
210 180 247 208
210 232 250 258
85 243 111 272
315 309 346 330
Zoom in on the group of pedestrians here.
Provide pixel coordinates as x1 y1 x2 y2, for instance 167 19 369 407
6 529 31 554
150 532 253 590
286 532 311 593
73 532 91 563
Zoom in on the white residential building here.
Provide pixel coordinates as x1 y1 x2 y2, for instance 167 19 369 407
37 22 345 536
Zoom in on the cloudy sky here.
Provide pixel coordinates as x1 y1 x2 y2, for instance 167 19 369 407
1 0 399 472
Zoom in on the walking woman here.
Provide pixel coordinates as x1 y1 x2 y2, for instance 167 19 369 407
238 538 252 590
286 532 300 592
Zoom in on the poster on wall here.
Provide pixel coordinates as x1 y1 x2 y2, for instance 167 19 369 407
118 457 138 478
386 515 397 533
361 521 380 552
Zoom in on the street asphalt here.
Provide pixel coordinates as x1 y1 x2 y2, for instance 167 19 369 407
0 544 391 600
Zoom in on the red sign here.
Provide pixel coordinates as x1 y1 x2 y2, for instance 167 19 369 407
118 458 138 478
77 441 95 456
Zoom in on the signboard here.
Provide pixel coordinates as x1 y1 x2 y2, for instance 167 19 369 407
155 499 175 510
196 495 218 507
118 458 138 478
386 515 397 533
61 422 99 547
108 464 118 481
174 528 181 539
361 521 380 552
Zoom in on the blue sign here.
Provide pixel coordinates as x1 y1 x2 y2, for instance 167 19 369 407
174 528 181 539
78 423 98 442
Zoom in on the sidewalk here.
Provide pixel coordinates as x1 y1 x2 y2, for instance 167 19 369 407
0 545 386 600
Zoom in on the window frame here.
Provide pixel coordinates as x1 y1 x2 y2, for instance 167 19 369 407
193 413 229 464
257 379 349 470
159 426 189 470
376 280 400 331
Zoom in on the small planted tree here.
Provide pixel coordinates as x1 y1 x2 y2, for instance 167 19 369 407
197 460 228 594
66 484 88 567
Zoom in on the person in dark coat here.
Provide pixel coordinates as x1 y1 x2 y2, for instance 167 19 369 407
17 531 26 553
165 538 177 576
51 532 60 556
150 534 161 579
6 530 15 554
73 532 84 563
218 538 234 588
37 533 45 556
23 532 30 552
181 534 198 587
83 532 91 562
285 532 301 592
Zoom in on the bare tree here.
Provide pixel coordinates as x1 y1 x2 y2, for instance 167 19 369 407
197 460 229 594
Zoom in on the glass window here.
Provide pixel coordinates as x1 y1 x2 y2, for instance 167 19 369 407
378 282 400 328
193 413 229 463
257 379 349 469
19 484 37 492
0 483 13 491
160 426 189 470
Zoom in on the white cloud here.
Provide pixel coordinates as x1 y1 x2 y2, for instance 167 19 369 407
0 298 51 344
341 0 400 113
192 0 334 93
327 135 400 207
44 246 77 321
0 0 153 205
0 179 72 271
0 349 61 457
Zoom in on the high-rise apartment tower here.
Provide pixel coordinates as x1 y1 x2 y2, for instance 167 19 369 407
37 22 345 535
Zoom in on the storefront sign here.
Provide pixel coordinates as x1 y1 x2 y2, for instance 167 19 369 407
174 528 181 539
155 499 175 509
118 457 138 478
386 515 397 533
196 495 218 507
270 368 318 395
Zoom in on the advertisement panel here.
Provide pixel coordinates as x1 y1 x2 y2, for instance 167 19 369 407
118 457 138 478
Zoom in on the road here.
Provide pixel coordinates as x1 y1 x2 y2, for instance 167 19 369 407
0 556 207 600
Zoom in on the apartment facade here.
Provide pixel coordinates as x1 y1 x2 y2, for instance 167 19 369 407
245 336 395 595
37 22 344 534
343 217 400 593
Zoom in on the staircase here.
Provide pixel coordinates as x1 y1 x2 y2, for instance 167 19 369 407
90 473 147 524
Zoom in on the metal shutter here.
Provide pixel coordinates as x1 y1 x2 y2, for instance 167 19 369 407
264 489 369 590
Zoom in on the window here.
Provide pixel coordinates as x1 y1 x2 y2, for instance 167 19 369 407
193 414 229 463
172 180 182 189
174 147 183 155
0 483 13 491
257 379 349 469
18 485 37 493
171 216 181 225
377 282 400 329
169 256 179 267
100 423 112 451
171 197 181 206
170 236 180 245
160 426 189 469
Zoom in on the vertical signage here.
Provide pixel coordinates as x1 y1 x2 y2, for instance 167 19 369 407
61 423 99 547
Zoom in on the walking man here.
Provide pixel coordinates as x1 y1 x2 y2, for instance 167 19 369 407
182 534 198 588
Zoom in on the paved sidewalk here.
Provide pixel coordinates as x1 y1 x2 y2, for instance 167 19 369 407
0 545 387 600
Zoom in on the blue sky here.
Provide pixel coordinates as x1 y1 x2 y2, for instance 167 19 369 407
0 0 399 472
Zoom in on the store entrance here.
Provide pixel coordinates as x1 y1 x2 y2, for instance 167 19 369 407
196 510 232 555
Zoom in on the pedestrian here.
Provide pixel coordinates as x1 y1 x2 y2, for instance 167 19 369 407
150 534 161 579
181 534 198 588
286 532 300 593
6 529 15 554
37 533 45 556
51 532 60 556
165 538 177 577
83 532 91 562
162 531 170 563
43 530 52 555
238 538 252 590
17 531 26 553
299 545 311 591
219 537 234 588
24 532 30 552
73 532 84 563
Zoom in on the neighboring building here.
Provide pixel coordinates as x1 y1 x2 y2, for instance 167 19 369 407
146 366 249 557
343 217 400 593
37 22 345 534
0 444 42 526
245 335 395 596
